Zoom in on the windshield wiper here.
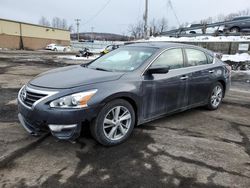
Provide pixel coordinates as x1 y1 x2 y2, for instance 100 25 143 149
93 67 111 72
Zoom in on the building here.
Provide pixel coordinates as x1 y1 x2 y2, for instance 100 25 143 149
0 18 70 50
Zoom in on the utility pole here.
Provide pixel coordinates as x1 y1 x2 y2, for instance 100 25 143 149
75 19 81 41
143 0 148 39
91 26 94 41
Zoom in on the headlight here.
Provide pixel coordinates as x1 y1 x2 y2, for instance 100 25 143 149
50 89 97 108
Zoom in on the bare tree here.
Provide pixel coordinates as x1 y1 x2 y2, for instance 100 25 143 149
38 16 50 27
128 21 144 39
179 22 189 28
129 17 169 38
215 8 249 22
238 8 250 16
51 17 73 30
158 17 168 33
52 17 62 28
149 18 157 36
68 25 74 33
216 14 226 22
61 19 67 29
149 17 168 36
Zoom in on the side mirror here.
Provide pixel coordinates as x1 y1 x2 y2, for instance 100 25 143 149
147 66 170 74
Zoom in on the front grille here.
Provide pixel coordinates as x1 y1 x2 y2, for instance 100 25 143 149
23 90 47 107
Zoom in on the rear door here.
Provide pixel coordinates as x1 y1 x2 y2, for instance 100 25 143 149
142 48 189 119
184 48 214 106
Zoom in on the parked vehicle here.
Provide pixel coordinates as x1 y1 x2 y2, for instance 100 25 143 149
224 16 250 33
188 24 224 34
100 44 120 55
18 42 231 146
76 48 94 58
45 43 69 52
227 61 250 71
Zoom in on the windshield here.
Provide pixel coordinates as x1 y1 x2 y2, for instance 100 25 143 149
88 47 157 72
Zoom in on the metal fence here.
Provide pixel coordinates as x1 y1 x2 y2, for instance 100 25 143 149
161 18 250 36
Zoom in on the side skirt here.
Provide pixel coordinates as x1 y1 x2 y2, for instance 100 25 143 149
137 101 207 126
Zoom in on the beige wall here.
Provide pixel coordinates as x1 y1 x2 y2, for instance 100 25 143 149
0 20 20 36
0 19 70 50
21 24 70 41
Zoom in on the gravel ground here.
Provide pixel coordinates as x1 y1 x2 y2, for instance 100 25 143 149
0 54 250 188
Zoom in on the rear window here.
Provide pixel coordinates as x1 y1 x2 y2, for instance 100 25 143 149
185 49 208 66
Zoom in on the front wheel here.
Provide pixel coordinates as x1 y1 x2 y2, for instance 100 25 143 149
90 99 135 146
207 82 224 110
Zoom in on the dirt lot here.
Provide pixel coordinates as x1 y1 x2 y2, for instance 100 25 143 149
0 54 250 188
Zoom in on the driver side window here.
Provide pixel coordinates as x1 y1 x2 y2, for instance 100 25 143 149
151 48 184 70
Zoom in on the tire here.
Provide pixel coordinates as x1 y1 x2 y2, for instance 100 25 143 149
230 27 240 33
90 99 135 146
53 48 58 52
207 82 224 110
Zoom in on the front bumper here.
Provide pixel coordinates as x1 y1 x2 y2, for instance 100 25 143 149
17 96 99 140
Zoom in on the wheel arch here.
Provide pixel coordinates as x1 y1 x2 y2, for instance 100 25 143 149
101 93 140 125
230 26 240 32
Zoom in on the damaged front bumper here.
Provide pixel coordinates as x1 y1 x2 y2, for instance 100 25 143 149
18 113 81 140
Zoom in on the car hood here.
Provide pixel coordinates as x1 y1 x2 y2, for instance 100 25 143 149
29 65 124 89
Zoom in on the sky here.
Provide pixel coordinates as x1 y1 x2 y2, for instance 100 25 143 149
0 0 249 35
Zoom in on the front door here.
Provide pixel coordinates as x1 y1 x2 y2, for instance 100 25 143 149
142 48 189 120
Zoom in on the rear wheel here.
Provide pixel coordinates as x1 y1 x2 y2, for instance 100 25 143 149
207 82 224 110
90 99 135 146
230 27 240 33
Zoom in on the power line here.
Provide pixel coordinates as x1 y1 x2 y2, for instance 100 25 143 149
167 0 181 27
82 0 112 26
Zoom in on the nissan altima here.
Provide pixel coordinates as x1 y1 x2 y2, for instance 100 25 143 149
18 42 231 146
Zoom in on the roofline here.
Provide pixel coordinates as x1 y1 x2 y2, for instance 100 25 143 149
0 18 70 32
125 41 214 53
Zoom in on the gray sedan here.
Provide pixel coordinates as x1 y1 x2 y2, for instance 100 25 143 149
18 42 231 146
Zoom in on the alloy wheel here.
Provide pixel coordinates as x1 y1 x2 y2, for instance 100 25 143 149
103 106 132 141
211 85 223 108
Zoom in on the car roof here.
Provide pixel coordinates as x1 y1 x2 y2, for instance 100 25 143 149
126 42 199 49
233 16 250 20
125 42 214 56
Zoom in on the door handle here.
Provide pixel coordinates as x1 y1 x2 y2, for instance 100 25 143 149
180 75 189 80
209 70 215 74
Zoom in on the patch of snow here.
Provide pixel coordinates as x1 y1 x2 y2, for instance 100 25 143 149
144 35 250 42
222 53 250 62
57 55 99 61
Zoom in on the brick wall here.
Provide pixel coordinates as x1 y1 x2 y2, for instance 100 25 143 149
22 37 70 50
0 34 20 49
0 19 70 50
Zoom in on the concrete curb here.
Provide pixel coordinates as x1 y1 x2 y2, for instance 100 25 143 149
0 133 49 168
